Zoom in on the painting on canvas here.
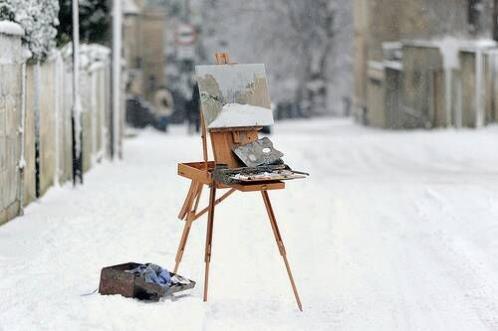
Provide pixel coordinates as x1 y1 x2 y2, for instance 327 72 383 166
195 64 274 129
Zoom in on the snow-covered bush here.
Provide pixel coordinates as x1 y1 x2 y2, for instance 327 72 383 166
0 1 14 20
0 0 59 60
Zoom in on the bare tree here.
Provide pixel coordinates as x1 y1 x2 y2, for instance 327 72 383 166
200 0 352 116
276 1 336 115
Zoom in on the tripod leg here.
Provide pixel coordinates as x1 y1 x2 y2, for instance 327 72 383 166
261 190 303 311
203 185 217 302
174 183 203 273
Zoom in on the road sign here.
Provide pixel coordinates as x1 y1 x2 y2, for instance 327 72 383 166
175 23 197 46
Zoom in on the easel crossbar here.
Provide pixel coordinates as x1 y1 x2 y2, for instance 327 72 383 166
189 188 236 222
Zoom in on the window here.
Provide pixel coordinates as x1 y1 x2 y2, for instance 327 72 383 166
468 0 483 33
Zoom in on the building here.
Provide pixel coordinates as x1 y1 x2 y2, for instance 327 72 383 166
354 0 498 128
123 0 167 102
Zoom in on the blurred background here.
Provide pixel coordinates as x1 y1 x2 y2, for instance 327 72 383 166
101 0 352 132
354 0 498 129
76 0 498 132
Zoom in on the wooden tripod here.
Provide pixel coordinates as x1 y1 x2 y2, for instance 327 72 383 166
173 53 303 311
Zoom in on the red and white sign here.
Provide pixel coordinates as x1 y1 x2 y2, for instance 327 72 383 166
175 23 197 46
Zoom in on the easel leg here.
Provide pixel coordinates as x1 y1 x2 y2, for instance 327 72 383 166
203 185 217 302
261 190 303 311
178 181 198 220
174 183 203 273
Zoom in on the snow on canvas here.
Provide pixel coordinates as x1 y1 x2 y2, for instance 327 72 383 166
195 64 274 129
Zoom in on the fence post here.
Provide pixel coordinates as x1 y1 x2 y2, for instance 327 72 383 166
18 52 28 215
54 52 62 186
34 61 41 198
72 0 83 185
112 0 123 160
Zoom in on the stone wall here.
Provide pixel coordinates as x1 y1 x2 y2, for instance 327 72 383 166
363 41 498 129
402 44 443 128
353 0 497 127
365 64 386 127
459 49 498 127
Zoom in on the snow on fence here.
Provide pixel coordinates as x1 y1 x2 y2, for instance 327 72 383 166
0 27 116 224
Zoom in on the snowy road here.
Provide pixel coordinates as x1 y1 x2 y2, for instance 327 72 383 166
1 119 498 330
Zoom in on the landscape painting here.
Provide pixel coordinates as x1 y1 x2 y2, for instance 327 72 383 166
195 64 274 129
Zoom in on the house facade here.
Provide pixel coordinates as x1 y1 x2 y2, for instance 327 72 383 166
354 0 498 128
123 0 167 102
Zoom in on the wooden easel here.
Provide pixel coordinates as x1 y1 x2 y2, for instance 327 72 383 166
173 53 303 311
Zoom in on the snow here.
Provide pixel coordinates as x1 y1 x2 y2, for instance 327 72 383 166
5 0 60 59
62 43 111 68
438 37 460 70
0 20 23 36
208 103 274 129
122 0 140 15
17 157 26 169
1 119 498 330
21 45 31 60
368 60 384 71
383 60 402 71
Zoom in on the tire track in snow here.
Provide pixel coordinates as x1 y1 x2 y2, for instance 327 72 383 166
415 188 498 329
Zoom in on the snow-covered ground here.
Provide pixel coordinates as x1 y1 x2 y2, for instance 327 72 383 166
1 119 498 330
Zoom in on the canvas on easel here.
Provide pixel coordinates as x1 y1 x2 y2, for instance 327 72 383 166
196 63 273 129
173 53 306 311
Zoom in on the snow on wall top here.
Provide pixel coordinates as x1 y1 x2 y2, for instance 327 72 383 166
123 0 140 15
403 38 497 51
0 21 24 36
403 38 498 70
438 38 460 69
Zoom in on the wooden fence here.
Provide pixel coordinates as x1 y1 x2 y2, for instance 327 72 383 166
0 28 120 224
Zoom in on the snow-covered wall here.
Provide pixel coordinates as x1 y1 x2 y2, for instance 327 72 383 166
353 0 497 128
362 39 498 129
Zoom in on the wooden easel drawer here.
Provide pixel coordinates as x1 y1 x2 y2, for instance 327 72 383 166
177 162 214 185
229 181 285 192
